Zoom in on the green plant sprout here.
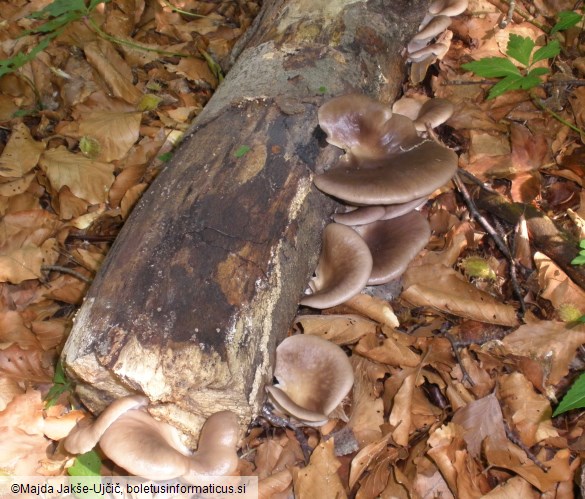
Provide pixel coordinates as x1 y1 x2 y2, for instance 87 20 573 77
550 11 583 35
571 239 585 266
461 34 560 100
44 359 74 408
554 372 585 416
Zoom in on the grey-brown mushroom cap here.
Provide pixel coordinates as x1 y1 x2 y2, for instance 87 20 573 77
429 0 468 17
356 211 431 285
300 223 373 309
318 95 420 162
407 15 452 53
98 409 192 480
313 140 457 206
333 197 427 226
64 395 149 455
268 334 354 424
414 98 454 131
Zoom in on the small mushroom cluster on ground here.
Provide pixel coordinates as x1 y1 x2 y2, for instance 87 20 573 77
301 93 458 310
64 396 240 481
406 0 469 82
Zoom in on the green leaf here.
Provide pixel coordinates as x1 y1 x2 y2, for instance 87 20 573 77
579 239 585 249
551 11 582 35
68 451 102 476
518 74 543 90
158 152 173 162
28 0 86 19
553 372 585 416
462 57 521 78
44 359 73 408
318 86 327 94
234 145 251 158
527 67 550 78
572 254 585 265
506 34 534 66
487 73 525 99
532 40 561 64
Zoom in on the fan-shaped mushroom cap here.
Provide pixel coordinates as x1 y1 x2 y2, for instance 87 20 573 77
408 37 452 62
392 97 424 121
318 95 420 162
313 139 457 206
407 15 452 53
414 98 454 131
333 197 427 226
429 0 468 17
355 211 431 285
300 223 372 309
64 395 149 455
98 409 193 480
266 335 354 425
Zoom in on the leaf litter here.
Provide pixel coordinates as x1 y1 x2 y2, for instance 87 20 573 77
1 0 585 497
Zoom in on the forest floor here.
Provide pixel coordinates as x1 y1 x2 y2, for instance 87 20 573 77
1 0 585 497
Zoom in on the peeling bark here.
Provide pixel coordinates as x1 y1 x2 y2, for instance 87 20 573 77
62 0 429 442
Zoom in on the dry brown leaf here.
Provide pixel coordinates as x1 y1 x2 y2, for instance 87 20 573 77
0 310 40 349
0 172 36 197
502 321 585 385
295 314 377 345
354 333 420 368
83 40 142 104
0 210 61 252
0 123 45 178
343 293 399 328
292 439 347 498
412 454 455 499
108 164 147 208
484 438 572 492
402 264 519 326
483 476 540 498
451 393 507 458
0 390 45 437
355 446 404 499
120 182 148 219
258 469 293 499
42 273 89 305
347 356 385 447
0 426 50 475
0 344 53 383
388 370 416 447
0 245 43 283
534 252 585 318
173 57 218 87
39 147 114 204
497 373 558 447
31 318 71 351
349 431 395 489
0 376 24 411
43 409 86 440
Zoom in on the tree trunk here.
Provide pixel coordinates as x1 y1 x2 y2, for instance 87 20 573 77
62 0 429 442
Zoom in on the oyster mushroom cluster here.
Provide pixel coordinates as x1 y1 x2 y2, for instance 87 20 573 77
301 94 458 309
65 396 240 481
406 0 469 81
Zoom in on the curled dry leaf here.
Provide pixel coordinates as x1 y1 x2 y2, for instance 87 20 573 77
0 123 45 178
294 314 377 345
534 252 585 318
502 321 585 385
343 293 400 328
0 245 43 284
402 264 519 326
292 439 346 498
39 147 114 204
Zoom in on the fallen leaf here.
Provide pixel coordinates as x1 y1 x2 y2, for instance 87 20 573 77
0 245 43 283
502 321 585 385
292 439 347 498
0 123 45 178
402 264 519 326
295 314 377 345
39 147 114 204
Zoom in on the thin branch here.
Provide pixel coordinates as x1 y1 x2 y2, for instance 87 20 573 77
41 265 92 284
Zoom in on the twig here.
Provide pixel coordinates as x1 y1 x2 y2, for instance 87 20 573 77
41 265 92 284
531 93 585 136
498 0 515 28
503 419 549 472
453 174 526 319
261 405 312 463
485 0 549 32
457 168 500 195
444 332 475 386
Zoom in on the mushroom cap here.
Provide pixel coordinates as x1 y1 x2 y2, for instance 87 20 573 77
356 211 431 285
408 37 452 62
64 395 149 455
429 0 468 17
407 15 452 53
188 411 240 478
300 223 373 309
318 95 420 162
267 334 354 425
414 98 454 131
392 97 424 121
333 197 427 226
98 409 193 480
313 140 457 206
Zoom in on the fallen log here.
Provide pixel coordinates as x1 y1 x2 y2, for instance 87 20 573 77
62 0 429 442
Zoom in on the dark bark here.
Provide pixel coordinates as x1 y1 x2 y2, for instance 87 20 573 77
62 0 429 442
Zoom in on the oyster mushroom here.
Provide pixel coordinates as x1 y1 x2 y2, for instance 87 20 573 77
64 396 240 480
266 334 354 426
